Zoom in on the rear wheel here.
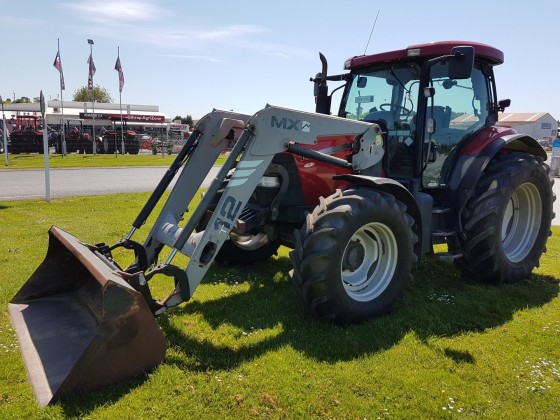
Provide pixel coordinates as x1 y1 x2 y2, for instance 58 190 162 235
290 188 417 325
455 153 554 283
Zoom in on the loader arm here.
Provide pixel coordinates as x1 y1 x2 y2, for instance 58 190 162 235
140 109 252 265
144 105 380 313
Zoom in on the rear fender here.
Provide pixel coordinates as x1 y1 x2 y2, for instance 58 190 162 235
333 174 422 260
448 132 547 228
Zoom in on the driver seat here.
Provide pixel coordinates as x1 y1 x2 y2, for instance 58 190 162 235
430 106 451 130
363 110 395 129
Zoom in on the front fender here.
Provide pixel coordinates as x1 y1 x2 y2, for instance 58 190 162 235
333 174 423 259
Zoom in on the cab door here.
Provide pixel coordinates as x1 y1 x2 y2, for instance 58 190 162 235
421 64 491 188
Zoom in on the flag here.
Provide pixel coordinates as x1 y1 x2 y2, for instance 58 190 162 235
53 51 65 90
115 56 124 93
87 54 96 90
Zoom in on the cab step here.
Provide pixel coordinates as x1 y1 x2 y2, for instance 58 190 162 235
433 250 463 261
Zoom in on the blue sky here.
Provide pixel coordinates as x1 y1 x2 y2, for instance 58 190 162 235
1 0 559 121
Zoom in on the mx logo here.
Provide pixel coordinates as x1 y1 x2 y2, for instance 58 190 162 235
271 116 311 132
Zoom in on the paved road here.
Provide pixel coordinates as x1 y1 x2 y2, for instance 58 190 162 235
0 166 220 201
1 164 559 225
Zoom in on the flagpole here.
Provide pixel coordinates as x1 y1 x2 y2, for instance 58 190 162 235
118 47 124 155
88 39 96 155
58 39 67 156
40 91 50 202
1 96 8 166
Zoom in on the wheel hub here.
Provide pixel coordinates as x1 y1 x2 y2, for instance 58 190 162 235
340 222 397 301
342 241 365 272
501 182 542 263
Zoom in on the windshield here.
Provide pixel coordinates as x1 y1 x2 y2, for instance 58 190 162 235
340 61 493 184
341 64 421 130
341 64 421 178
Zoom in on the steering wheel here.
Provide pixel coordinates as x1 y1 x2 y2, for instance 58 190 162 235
379 103 412 119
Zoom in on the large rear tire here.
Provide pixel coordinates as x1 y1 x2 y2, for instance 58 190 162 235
455 153 554 283
290 188 417 325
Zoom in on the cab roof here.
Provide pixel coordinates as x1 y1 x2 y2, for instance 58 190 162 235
346 40 504 69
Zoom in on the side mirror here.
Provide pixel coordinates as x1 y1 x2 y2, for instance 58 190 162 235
449 46 474 80
498 99 511 112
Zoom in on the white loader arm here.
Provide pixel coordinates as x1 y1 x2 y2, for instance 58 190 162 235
140 105 383 313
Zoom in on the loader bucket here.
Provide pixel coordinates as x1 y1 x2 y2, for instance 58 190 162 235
8 226 166 407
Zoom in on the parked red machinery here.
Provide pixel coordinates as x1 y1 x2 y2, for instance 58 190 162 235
8 115 54 154
59 118 102 154
102 117 138 154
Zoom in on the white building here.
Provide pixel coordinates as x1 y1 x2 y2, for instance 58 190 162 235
1 100 171 135
495 112 558 144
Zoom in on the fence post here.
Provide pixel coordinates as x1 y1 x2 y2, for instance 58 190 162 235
551 139 560 177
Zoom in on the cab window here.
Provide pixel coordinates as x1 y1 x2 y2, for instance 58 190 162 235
422 65 490 187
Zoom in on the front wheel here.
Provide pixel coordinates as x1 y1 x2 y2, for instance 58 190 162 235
455 153 554 283
290 188 418 325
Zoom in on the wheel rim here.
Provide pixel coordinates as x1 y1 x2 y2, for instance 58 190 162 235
340 222 398 302
501 182 542 262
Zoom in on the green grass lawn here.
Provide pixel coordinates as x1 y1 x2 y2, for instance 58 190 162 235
0 153 228 169
0 193 559 418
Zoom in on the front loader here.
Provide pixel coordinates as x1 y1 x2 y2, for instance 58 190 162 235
10 40 554 406
9 106 386 405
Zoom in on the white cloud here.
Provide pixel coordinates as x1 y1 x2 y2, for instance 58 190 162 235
60 0 308 59
190 25 264 41
63 0 168 24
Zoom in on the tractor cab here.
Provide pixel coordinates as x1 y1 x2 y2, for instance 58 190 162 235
315 41 505 189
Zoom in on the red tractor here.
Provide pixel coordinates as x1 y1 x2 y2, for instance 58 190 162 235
59 118 100 154
9 41 555 405
211 41 555 324
102 118 138 154
8 115 53 153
